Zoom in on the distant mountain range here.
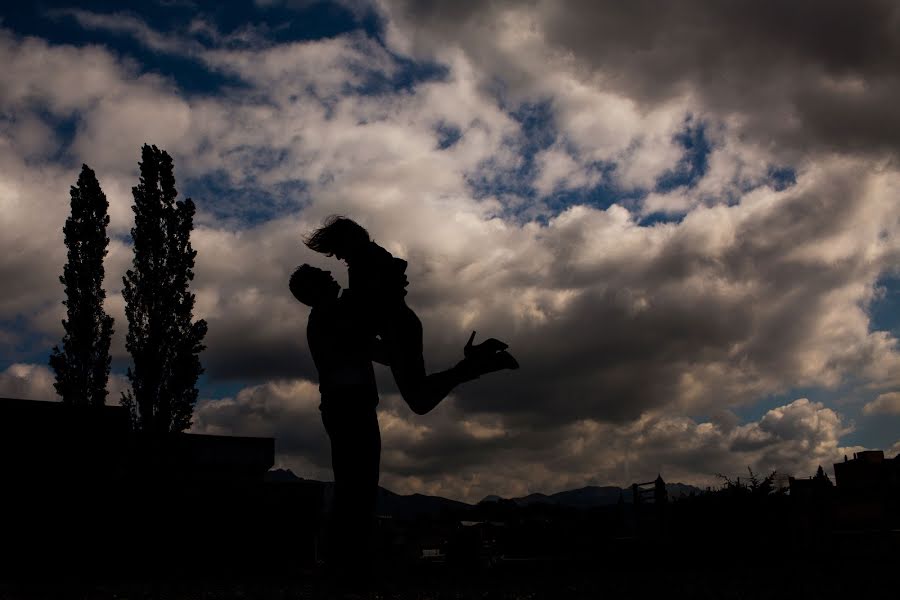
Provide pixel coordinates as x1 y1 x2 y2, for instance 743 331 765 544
480 482 703 508
266 469 704 518
266 468 470 518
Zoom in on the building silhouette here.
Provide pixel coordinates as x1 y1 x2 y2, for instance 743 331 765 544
834 450 899 490
0 396 321 579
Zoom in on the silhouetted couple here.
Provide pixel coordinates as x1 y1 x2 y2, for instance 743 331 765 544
289 216 518 586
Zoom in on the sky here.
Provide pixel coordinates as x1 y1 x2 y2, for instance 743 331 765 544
2 0 900 503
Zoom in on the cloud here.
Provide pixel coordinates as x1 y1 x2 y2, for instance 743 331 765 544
863 392 900 416
6 23 899 417
0 363 60 401
194 379 854 502
0 362 127 403
380 0 900 162
887 440 900 458
51 9 203 56
191 378 333 479
4 6 900 501
383 397 857 502
0 29 191 346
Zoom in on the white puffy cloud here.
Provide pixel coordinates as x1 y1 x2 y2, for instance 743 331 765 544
191 378 332 480
0 363 59 401
887 440 900 458
193 379 855 502
862 392 900 416
0 362 127 404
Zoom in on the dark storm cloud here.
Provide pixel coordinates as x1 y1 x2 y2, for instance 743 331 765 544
435 161 899 426
190 157 899 434
194 379 858 502
187 220 337 382
5 5 900 499
383 0 900 159
201 321 318 381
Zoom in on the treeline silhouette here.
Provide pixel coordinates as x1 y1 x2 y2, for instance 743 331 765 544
48 164 113 408
120 145 207 434
1 146 230 580
49 144 206 432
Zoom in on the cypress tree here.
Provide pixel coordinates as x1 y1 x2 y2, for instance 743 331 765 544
49 164 114 406
121 144 207 433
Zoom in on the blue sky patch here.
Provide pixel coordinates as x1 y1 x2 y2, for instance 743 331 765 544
868 275 900 337
638 210 687 227
184 170 309 226
767 166 797 191
465 100 557 206
654 118 711 194
434 121 462 150
351 54 449 97
3 0 384 97
0 316 56 372
544 164 644 214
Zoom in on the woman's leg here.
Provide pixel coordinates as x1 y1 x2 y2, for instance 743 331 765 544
384 303 476 415
352 243 517 414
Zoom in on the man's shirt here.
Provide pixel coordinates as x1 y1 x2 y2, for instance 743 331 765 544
307 291 379 411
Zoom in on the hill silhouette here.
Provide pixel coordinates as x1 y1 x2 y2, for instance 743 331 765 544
265 468 471 518
266 469 702 514
480 482 703 508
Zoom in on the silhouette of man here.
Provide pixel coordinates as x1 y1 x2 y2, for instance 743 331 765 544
289 265 383 583
304 216 518 415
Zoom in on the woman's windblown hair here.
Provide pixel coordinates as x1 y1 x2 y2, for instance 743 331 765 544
304 215 370 256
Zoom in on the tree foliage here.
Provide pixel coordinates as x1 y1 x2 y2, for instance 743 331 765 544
716 467 783 498
121 145 207 433
49 164 114 406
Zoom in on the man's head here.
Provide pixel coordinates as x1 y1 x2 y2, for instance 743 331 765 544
304 215 370 261
289 264 340 307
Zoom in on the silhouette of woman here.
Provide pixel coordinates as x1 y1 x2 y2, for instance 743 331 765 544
304 216 518 414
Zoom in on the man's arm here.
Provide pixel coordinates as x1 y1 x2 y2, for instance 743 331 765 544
371 336 390 366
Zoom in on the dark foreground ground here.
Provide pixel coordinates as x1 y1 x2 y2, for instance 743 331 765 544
2 533 896 600
0 566 893 600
